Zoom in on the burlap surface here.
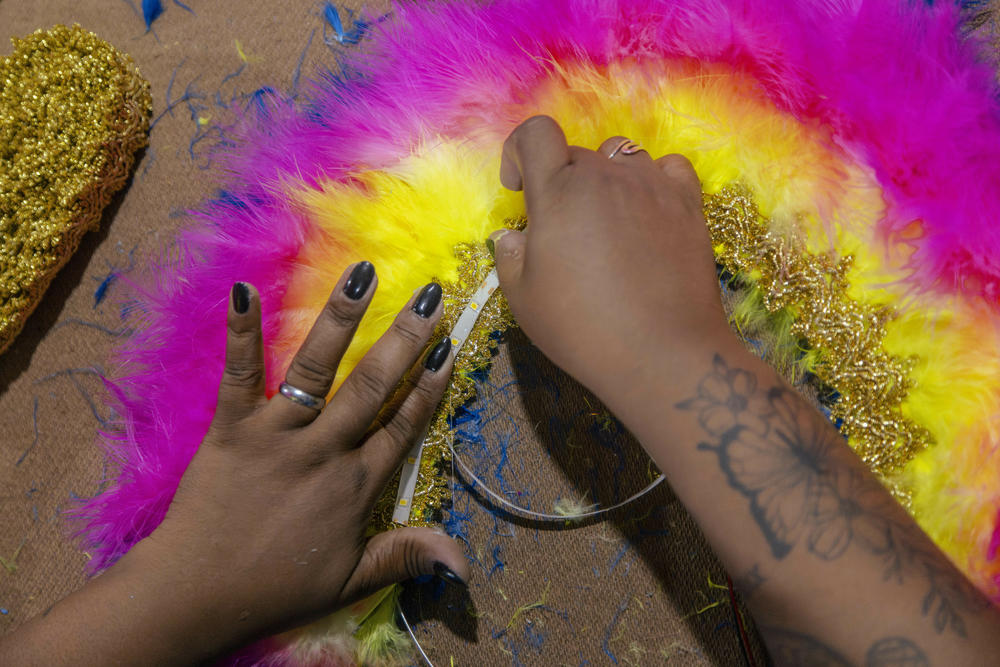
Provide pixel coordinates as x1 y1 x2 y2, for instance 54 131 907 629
0 0 817 663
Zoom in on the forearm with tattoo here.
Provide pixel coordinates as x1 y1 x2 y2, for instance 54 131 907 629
592 345 1000 667
676 355 987 639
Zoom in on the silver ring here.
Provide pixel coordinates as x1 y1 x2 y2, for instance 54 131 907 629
607 138 641 159
278 382 325 411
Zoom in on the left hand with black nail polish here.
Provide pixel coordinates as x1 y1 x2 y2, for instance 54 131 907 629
0 262 468 666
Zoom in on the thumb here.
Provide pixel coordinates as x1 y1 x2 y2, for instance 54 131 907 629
338 528 469 603
489 229 526 296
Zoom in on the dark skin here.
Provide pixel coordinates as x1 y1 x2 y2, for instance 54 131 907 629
3 115 999 665
0 269 469 665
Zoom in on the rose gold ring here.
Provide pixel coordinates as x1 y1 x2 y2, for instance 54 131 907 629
607 138 641 159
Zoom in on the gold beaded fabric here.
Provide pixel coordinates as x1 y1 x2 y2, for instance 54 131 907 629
0 25 152 354
704 186 929 504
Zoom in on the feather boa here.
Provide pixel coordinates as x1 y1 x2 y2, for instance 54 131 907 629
75 0 1000 662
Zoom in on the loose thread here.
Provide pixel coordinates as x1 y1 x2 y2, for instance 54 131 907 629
220 63 246 87
32 368 111 427
151 72 204 131
14 397 40 466
726 575 758 667
684 577 727 619
164 61 183 117
505 581 551 630
706 573 729 591
602 598 631 664
52 318 128 337
34 367 105 384
691 599 722 616
94 242 138 303
67 373 111 427
292 28 317 95
121 0 142 22
0 538 26 574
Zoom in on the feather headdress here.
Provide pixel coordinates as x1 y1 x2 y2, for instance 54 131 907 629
75 0 1000 662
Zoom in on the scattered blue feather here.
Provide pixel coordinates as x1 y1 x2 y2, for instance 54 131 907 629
322 2 369 45
292 29 317 95
608 544 630 573
165 63 183 114
14 397 39 467
150 66 205 132
188 126 225 169
172 0 195 14
142 0 164 30
523 622 546 652
140 148 156 178
489 544 505 577
93 273 116 308
52 318 127 337
249 86 277 117
602 599 630 664
323 3 346 38
221 63 246 88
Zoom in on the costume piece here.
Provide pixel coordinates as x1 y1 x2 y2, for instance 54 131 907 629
75 0 1000 663
0 25 152 354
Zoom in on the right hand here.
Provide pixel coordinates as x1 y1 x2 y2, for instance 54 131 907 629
492 116 729 396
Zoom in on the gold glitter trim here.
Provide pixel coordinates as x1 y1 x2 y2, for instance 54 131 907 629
704 185 930 500
371 220 525 530
374 184 928 523
0 25 153 353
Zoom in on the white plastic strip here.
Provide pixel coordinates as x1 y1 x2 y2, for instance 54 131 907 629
392 266 665 525
392 270 500 524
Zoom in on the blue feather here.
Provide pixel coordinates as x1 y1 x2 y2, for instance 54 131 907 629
323 2 346 40
93 273 116 308
322 2 369 45
142 0 164 30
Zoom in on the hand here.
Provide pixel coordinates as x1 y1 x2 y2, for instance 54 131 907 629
119 263 469 659
493 116 729 397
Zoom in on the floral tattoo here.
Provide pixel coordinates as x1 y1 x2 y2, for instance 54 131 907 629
677 355 987 637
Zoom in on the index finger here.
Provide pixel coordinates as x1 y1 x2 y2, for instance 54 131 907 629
499 115 571 195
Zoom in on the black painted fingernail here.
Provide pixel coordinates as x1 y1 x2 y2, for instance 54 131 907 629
343 261 375 300
412 282 442 318
424 338 452 372
232 282 250 314
434 562 467 587
485 238 496 260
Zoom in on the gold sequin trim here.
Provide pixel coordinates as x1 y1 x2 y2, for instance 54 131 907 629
371 221 524 530
705 185 930 501
0 25 153 353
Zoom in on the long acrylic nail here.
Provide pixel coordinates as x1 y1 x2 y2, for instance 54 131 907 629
343 261 375 300
424 338 452 372
232 282 250 314
412 282 442 318
433 562 467 587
